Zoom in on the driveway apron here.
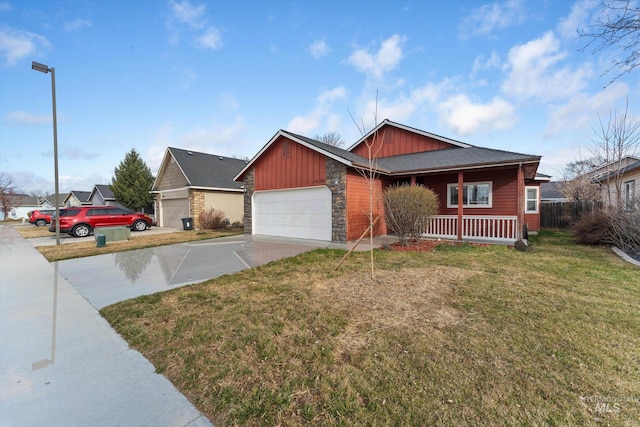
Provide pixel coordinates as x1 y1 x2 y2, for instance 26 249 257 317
0 227 330 426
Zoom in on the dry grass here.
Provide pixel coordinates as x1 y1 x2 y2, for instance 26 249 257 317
101 231 640 426
15 226 51 239
35 229 242 262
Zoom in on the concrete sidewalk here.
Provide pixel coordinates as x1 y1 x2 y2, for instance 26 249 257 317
0 226 212 426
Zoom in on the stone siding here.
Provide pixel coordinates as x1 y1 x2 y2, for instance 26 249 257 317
242 168 255 235
190 189 205 229
326 159 347 242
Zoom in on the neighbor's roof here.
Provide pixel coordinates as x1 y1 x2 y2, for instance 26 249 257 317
540 182 566 200
591 158 640 182
161 147 247 190
69 190 91 202
92 184 115 200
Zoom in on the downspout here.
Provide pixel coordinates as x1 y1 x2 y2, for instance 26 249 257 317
457 171 464 241
517 163 524 240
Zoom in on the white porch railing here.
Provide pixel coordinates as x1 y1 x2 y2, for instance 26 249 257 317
422 215 518 242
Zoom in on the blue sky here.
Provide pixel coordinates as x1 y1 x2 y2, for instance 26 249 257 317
1 0 637 194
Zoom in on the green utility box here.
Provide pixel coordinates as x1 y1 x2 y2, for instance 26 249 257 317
94 226 131 243
96 234 106 247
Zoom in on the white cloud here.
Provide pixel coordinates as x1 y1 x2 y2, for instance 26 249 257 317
149 117 247 172
169 0 205 29
501 32 592 102
347 34 406 79
545 81 628 137
4 111 50 125
64 19 92 32
193 27 222 50
0 26 50 66
459 0 525 38
309 39 331 59
0 2 12 12
471 51 501 77
288 87 347 134
557 0 599 40
439 94 517 135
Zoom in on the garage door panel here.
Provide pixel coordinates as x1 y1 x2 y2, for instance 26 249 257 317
253 187 331 241
162 199 189 229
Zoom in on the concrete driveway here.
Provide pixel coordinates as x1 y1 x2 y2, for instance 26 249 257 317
0 226 337 426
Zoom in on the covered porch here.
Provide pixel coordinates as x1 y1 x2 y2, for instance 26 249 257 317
421 214 519 243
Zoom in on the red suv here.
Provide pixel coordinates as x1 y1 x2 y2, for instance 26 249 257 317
49 206 153 237
29 209 56 227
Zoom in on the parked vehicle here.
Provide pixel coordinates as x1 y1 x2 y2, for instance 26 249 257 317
48 206 153 237
28 209 56 227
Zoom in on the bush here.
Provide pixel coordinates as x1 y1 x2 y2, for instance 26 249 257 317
571 202 640 256
231 221 243 229
606 201 640 255
383 184 439 246
571 210 612 245
199 208 227 230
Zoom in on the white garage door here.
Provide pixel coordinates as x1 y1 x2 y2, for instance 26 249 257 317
162 198 189 229
253 187 332 241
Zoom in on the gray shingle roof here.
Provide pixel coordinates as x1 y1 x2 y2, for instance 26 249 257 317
280 130 368 165
94 184 115 200
377 146 541 174
70 190 91 202
169 147 247 190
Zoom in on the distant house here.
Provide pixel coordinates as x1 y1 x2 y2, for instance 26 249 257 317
235 119 548 243
0 194 62 220
540 181 567 203
590 156 640 209
89 185 127 209
151 147 247 229
63 190 92 207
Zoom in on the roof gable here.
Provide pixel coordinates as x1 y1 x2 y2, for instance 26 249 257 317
234 130 372 181
156 147 247 191
347 119 471 153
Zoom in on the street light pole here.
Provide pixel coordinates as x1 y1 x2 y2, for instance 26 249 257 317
32 61 60 246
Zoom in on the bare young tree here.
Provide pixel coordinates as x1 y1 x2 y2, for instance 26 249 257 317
579 0 640 84
559 160 601 202
314 132 345 147
0 174 23 220
589 99 640 208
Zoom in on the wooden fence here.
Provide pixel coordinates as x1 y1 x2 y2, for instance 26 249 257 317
540 201 602 229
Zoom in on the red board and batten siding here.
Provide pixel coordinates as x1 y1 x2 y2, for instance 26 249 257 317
427 169 519 217
351 126 454 158
253 136 326 191
346 171 387 241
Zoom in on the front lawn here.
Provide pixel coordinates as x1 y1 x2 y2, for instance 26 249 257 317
102 231 640 426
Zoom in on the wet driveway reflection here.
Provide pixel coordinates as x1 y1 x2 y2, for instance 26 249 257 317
56 235 334 309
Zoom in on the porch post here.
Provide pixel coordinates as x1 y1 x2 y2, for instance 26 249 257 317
457 171 463 241
410 176 416 186
517 164 524 240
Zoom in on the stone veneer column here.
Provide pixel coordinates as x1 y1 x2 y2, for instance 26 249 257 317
242 167 255 235
326 158 347 242
190 190 205 229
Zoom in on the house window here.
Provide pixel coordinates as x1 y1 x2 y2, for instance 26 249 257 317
525 186 539 214
447 181 492 208
624 180 636 209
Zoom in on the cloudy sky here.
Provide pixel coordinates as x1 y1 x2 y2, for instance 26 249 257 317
1 0 637 194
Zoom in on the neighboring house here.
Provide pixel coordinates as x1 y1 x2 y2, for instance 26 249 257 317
89 184 127 209
151 147 247 229
590 156 639 209
540 181 567 203
235 119 548 243
63 190 92 207
0 194 62 220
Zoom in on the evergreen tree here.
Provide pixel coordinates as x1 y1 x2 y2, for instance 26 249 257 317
110 149 154 211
